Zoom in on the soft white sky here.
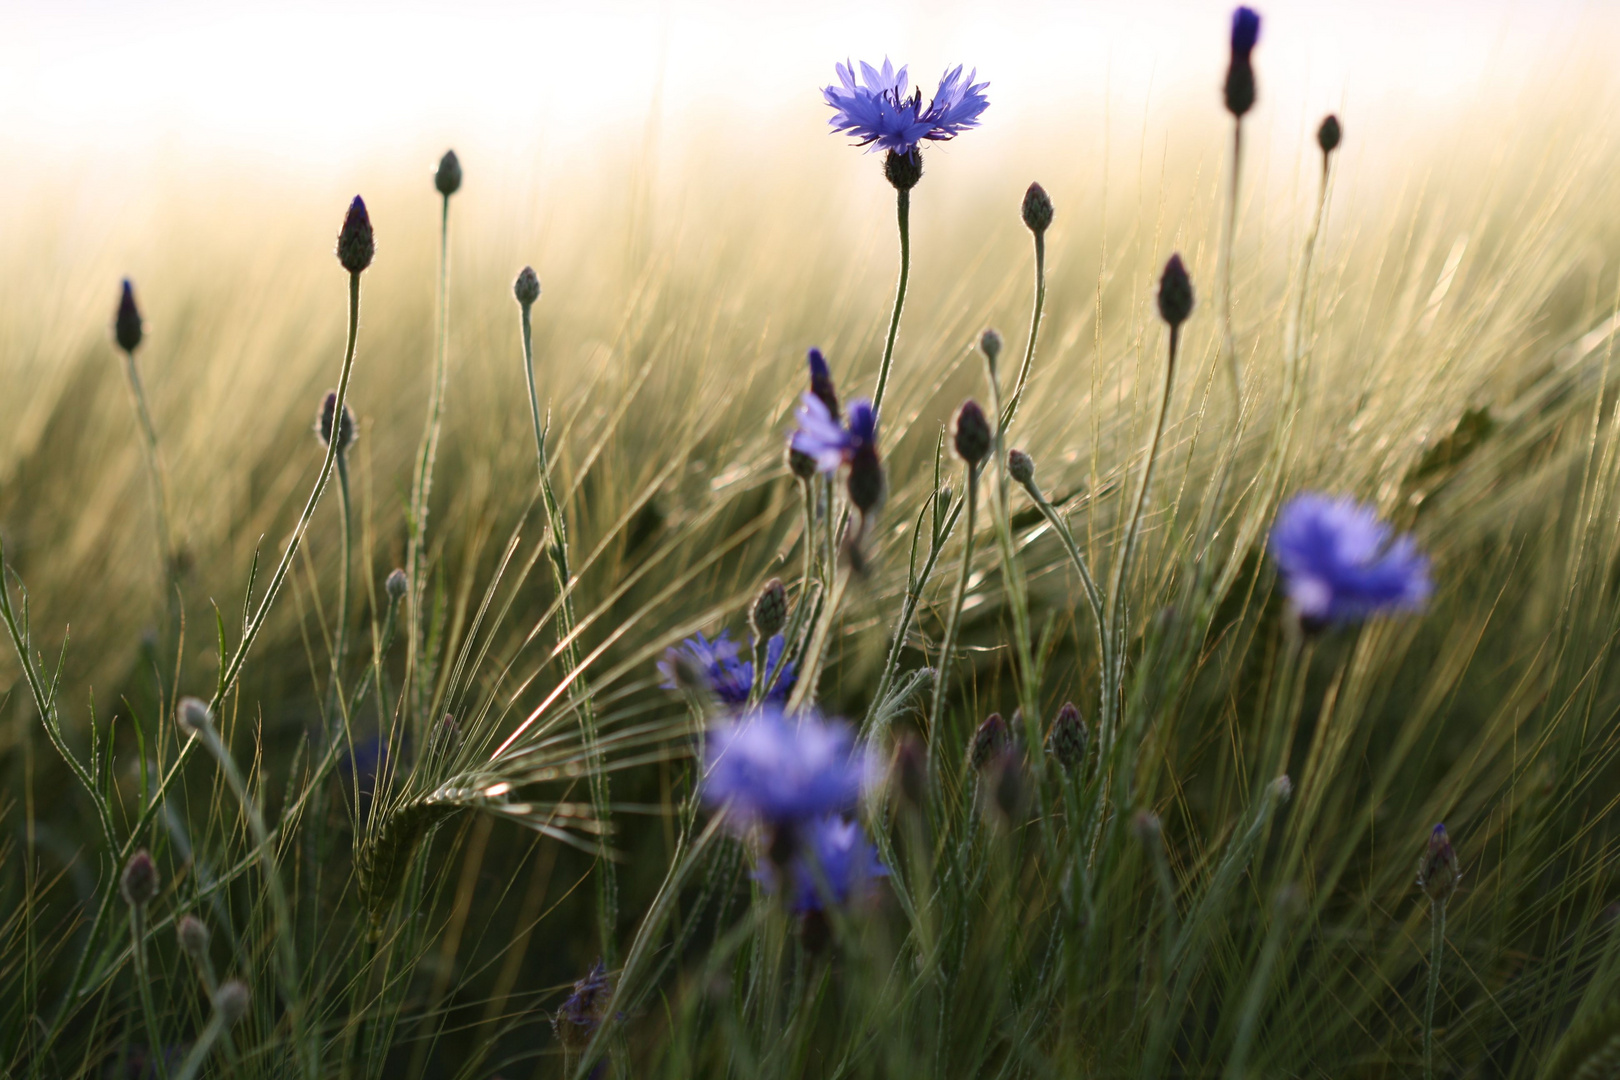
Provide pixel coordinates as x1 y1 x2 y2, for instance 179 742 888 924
0 0 1607 178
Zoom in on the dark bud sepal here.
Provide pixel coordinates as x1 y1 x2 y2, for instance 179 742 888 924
788 446 819 480
967 712 1011 771
1007 448 1035 486
848 448 886 514
121 849 159 908
1418 823 1462 904
884 149 924 192
336 195 375 274
115 279 143 354
317 390 357 453
953 400 992 467
1158 254 1194 328
1318 114 1342 155
1046 701 1088 770
513 266 541 307
1021 182 1054 234
750 578 788 639
807 347 839 420
435 149 463 196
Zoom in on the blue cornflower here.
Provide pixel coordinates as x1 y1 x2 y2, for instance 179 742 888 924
702 706 877 829
791 395 878 474
659 630 796 705
807 347 840 419
1231 7 1262 59
1270 494 1431 622
823 58 989 159
757 815 888 913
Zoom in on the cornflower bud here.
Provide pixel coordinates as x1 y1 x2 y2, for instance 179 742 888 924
1021 182 1054 234
115 279 143 354
1417 823 1462 905
214 980 251 1026
385 568 409 602
1158 254 1195 328
953 400 992 467
1007 448 1035 486
1224 7 1262 118
966 712 1010 771
788 446 819 480
121 849 159 908
317 390 357 453
514 265 541 307
979 328 1003 370
434 149 462 196
750 578 788 639
177 696 214 737
336 195 375 274
848 456 885 514
1045 701 1087 770
807 348 840 420
1317 114 1342 155
883 149 924 192
177 915 210 959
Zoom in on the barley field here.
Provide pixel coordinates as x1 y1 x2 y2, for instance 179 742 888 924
3 3 1620 1077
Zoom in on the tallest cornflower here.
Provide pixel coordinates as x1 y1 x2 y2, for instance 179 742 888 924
823 58 988 413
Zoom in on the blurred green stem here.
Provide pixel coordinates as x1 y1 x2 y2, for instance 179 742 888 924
1002 229 1046 431
128 904 169 1080
871 188 910 416
119 351 178 604
929 462 979 763
1220 121 1245 405
329 451 353 730
1425 899 1448 1080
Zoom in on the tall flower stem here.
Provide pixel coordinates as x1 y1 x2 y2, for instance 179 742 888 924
405 191 453 732
1424 899 1448 1080
1103 323 1181 754
128 904 168 1080
928 463 979 761
41 268 365 1058
1219 123 1245 406
119 353 177 602
518 293 616 962
871 188 911 417
329 451 353 729
1002 228 1046 431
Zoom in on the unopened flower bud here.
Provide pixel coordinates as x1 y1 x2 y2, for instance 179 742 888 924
177 696 213 737
953 400 992 467
883 149 924 192
336 195 375 274
1224 8 1261 118
788 446 818 480
847 450 886 514
1021 182 1054 234
1007 449 1035 486
807 348 839 420
385 568 409 601
115 279 143 354
750 578 788 639
214 980 251 1026
514 265 541 307
177 915 210 958
317 390 357 453
1317 114 1341 155
1158 254 1194 328
1417 823 1462 904
979 328 1003 367
434 149 462 196
1045 701 1087 770
121 849 159 908
967 712 1010 771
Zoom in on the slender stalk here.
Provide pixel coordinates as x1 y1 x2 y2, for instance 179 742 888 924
119 352 177 598
799 477 815 595
128 905 169 1080
1424 899 1448 1080
928 463 979 752
42 269 365 1054
172 1011 228 1080
1219 122 1245 405
518 295 616 961
871 188 911 416
405 193 453 731
329 451 353 729
1002 229 1047 431
863 492 962 735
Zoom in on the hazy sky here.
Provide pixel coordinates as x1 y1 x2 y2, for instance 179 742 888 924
0 0 1607 178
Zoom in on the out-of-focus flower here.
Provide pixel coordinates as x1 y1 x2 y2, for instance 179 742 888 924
758 815 887 913
823 59 989 159
1270 494 1431 622
702 706 876 829
115 279 143 354
659 630 796 705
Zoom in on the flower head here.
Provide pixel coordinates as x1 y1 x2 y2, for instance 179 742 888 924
434 149 462 197
807 347 839 419
823 59 989 160
115 279 143 354
791 394 878 474
1231 7 1262 59
758 815 887 913
121 849 159 908
659 629 795 706
336 195 375 274
702 706 877 828
552 962 612 1053
1270 493 1431 622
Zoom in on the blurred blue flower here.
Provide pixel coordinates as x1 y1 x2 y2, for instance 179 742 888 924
758 815 888 913
791 395 878 474
1270 493 1431 622
807 347 840 419
703 706 876 828
1231 7 1261 58
659 629 795 705
823 58 989 158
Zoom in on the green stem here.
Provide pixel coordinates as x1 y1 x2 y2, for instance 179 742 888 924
405 193 453 733
1424 900 1447 1080
1002 229 1047 431
871 187 911 417
172 1011 227 1080
929 464 979 762
330 452 352 730
518 296 615 962
120 351 178 602
129 905 169 1080
1220 121 1245 405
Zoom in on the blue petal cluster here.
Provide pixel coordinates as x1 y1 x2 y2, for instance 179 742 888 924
1231 7 1261 58
823 58 989 159
1270 493 1431 622
758 815 888 913
659 630 796 705
702 706 877 828
791 395 878 474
